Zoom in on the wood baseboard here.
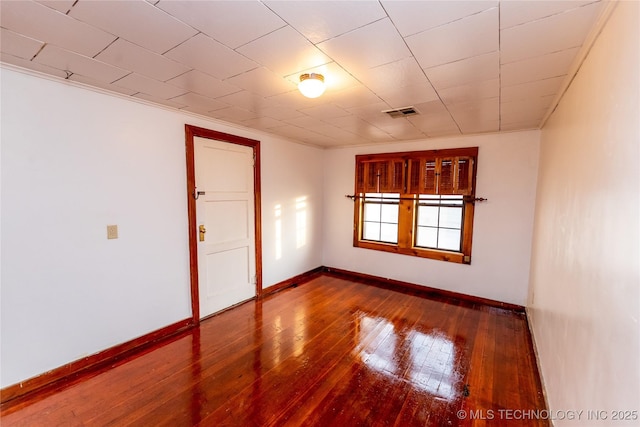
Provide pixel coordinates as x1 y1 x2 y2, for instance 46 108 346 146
261 266 324 297
323 266 525 312
1 318 193 407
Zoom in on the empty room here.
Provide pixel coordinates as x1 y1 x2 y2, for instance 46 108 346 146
1 1 638 426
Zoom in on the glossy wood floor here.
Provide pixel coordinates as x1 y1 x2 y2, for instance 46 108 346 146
1 274 547 426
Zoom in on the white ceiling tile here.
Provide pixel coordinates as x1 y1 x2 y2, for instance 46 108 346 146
307 123 358 140
37 0 75 14
166 70 241 99
170 92 228 111
500 1 598 29
0 0 116 57
408 112 460 135
331 86 384 109
271 124 324 142
267 90 333 111
225 67 297 98
96 39 190 82
449 97 499 130
500 120 540 131
34 45 129 84
68 74 138 96
347 102 394 121
0 0 605 146
259 105 305 121
299 104 351 120
425 52 499 89
356 58 426 94
438 79 499 105
156 0 286 49
69 0 198 54
329 115 384 138
0 52 68 79
113 73 187 99
0 28 44 60
237 26 331 77
411 100 450 116
179 106 224 119
165 34 258 80
458 119 499 134
407 8 498 69
317 19 411 73
501 48 579 87
378 121 426 140
501 95 555 124
284 115 328 129
241 116 286 130
216 91 281 114
501 76 565 102
133 92 188 109
263 1 386 43
383 0 497 36
501 2 602 64
377 82 439 108
449 97 499 117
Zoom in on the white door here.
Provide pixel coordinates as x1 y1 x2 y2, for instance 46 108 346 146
194 136 256 318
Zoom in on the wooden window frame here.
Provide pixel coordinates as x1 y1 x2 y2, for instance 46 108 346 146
353 147 478 264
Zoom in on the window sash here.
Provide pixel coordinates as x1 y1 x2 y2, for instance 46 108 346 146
353 147 477 264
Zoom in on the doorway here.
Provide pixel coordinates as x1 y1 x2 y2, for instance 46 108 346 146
185 125 262 321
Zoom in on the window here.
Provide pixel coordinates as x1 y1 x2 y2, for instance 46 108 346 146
353 147 478 264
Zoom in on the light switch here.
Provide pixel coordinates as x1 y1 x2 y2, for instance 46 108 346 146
107 225 118 239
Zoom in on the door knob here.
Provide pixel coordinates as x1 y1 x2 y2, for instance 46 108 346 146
199 225 206 241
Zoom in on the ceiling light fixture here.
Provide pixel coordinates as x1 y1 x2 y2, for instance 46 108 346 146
298 73 325 98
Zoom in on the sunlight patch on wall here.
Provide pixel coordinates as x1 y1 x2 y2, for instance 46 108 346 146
296 196 307 249
274 204 282 260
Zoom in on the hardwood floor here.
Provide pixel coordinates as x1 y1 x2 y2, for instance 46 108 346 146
0 274 548 426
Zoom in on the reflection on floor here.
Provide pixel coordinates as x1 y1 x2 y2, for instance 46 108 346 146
0 274 547 426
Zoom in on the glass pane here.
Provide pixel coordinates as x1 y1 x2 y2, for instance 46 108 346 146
382 193 400 200
441 195 463 205
363 203 381 222
419 194 440 202
380 204 398 223
366 193 383 198
363 222 380 241
416 226 437 248
440 207 462 229
438 228 461 251
417 206 438 227
380 223 398 243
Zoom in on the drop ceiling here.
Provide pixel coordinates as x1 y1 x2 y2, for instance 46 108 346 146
0 0 606 147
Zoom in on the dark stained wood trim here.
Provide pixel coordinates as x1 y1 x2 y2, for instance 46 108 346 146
355 146 479 162
183 125 263 319
261 266 324 298
0 318 193 406
184 125 200 321
322 266 525 312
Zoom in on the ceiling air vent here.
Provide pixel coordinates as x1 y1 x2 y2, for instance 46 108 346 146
382 106 419 118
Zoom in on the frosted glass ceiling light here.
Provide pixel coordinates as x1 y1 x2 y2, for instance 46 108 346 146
298 73 325 98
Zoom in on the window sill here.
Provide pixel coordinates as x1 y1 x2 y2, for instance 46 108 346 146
354 240 468 264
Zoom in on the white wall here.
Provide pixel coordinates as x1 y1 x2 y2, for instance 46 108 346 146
527 2 639 422
261 137 324 287
322 131 540 306
0 68 324 387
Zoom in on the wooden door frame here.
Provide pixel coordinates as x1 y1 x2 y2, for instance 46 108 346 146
185 124 263 323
